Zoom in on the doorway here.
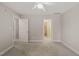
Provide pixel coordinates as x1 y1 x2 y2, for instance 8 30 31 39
19 19 28 42
43 19 52 43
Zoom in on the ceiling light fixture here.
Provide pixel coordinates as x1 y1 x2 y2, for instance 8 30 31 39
33 3 46 11
32 2 53 11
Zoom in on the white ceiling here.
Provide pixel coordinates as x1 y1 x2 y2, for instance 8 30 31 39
2 2 79 15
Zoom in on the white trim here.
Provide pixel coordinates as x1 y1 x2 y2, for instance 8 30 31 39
30 40 42 43
0 45 14 56
13 39 19 42
30 40 61 43
13 40 28 43
62 41 79 55
53 40 61 42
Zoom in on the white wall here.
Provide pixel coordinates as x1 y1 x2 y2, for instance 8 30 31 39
53 14 62 42
62 4 79 54
28 15 43 42
28 14 62 42
0 4 18 54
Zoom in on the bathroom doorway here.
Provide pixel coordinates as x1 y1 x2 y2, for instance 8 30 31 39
43 19 52 43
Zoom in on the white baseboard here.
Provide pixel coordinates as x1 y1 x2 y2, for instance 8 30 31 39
53 40 61 42
0 45 14 56
30 40 62 43
62 41 79 55
30 40 61 43
30 40 42 43
13 39 19 42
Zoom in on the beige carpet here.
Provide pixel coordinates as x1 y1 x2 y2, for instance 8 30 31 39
3 42 78 56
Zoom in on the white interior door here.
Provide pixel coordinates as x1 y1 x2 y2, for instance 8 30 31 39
19 19 28 42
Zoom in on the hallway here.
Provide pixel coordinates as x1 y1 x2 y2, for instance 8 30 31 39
3 42 77 56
